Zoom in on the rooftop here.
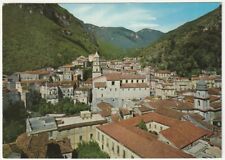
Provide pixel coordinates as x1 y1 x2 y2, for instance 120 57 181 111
104 72 145 81
196 80 208 91
56 113 106 130
27 116 57 135
97 117 192 158
121 83 148 88
16 132 48 158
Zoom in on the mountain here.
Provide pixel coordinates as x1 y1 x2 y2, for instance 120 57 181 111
85 24 164 59
3 4 98 74
139 6 221 77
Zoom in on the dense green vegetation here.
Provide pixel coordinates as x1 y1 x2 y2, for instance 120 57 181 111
3 4 97 74
83 67 92 81
86 24 164 59
138 120 148 131
3 4 164 74
3 95 27 143
26 89 90 116
75 141 109 158
140 6 221 77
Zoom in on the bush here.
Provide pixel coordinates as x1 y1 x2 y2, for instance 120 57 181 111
76 141 109 158
138 120 148 131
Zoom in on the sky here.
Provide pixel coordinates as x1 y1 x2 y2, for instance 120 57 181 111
59 3 220 33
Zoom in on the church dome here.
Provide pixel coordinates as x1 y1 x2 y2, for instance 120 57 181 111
196 80 208 91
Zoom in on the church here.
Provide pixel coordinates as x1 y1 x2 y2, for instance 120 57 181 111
194 80 221 124
91 52 150 111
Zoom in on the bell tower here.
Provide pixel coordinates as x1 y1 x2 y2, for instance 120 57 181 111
194 80 210 111
92 51 102 78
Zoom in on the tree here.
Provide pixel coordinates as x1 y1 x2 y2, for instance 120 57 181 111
138 120 148 131
26 89 42 111
46 143 63 158
83 68 92 81
76 141 109 158
3 94 27 143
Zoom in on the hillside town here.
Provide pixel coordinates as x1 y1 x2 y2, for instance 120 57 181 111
3 52 222 158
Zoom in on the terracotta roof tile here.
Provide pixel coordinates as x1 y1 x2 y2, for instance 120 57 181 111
16 133 48 158
119 108 130 115
121 83 148 88
97 102 112 117
138 106 152 113
160 121 212 149
210 96 220 102
208 88 221 95
105 73 145 81
111 113 122 122
97 120 192 158
148 99 181 109
94 82 106 88
155 107 184 120
210 102 221 109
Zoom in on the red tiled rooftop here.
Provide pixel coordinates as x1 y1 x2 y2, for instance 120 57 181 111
210 96 220 102
97 122 192 158
210 102 221 109
105 73 145 81
155 107 184 120
97 102 112 117
208 88 221 95
160 121 212 149
94 82 106 88
121 83 148 88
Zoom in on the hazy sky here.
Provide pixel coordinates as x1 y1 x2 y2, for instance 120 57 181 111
60 3 220 32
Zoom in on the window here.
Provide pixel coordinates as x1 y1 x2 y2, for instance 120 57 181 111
126 80 128 83
198 100 201 106
117 146 120 154
101 94 103 97
131 155 134 158
112 142 114 152
112 81 115 85
106 138 109 147
123 150 126 158
131 80 133 83
102 135 104 143
49 131 53 137
79 135 82 142
149 124 151 128
142 80 144 83
90 133 93 140
102 144 104 150
160 126 163 131
98 132 100 141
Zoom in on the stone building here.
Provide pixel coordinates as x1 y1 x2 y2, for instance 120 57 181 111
92 54 150 109
26 111 107 149
194 80 221 124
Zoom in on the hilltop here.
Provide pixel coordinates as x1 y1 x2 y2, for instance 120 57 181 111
139 6 221 77
3 4 98 74
86 24 164 59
